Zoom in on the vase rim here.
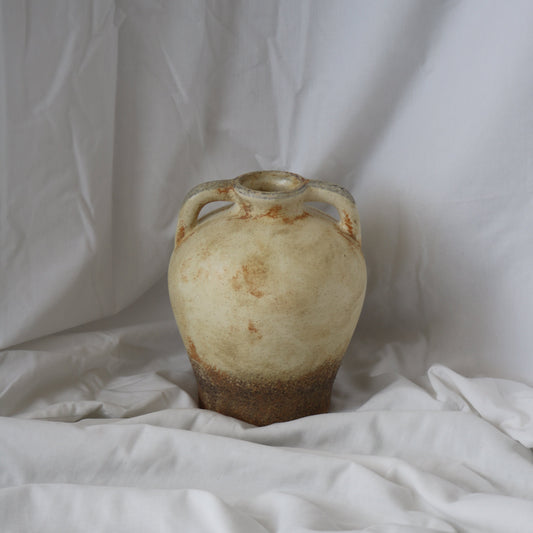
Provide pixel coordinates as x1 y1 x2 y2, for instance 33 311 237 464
234 170 308 200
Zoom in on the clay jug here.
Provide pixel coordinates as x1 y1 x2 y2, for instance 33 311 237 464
168 171 366 425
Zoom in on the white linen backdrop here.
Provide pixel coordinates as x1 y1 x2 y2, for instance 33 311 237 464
1 1 532 531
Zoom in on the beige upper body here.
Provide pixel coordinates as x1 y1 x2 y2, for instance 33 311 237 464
168 172 367 381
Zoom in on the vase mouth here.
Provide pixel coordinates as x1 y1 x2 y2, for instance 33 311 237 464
234 171 308 199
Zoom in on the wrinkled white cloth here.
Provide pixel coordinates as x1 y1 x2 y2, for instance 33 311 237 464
1 1 533 531
1 281 533 532
1 364 533 532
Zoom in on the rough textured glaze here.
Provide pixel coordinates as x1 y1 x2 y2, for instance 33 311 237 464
168 171 366 425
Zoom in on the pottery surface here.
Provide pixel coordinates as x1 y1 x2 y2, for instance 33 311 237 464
168 171 366 425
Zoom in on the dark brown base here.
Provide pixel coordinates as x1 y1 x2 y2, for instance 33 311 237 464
190 358 340 426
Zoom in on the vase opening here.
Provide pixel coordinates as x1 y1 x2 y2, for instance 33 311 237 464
235 171 307 198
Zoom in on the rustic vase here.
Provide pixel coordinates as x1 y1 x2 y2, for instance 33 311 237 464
168 171 366 425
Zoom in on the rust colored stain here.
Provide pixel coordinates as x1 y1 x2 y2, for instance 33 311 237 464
235 204 311 224
264 204 283 218
192 266 207 281
342 211 355 238
282 211 310 224
337 211 361 246
175 225 186 246
232 260 267 298
335 224 359 247
186 337 201 362
260 205 310 224
241 262 266 298
230 274 242 292
190 358 340 426
179 257 194 283
236 202 252 219
217 185 234 195
247 320 262 339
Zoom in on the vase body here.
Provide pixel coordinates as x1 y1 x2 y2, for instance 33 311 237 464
168 171 366 425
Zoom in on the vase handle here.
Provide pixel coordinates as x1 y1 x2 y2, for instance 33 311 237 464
304 180 362 245
174 179 236 247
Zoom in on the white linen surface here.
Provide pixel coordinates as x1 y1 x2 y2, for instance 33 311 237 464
1 1 533 531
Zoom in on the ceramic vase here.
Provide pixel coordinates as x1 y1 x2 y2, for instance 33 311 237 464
168 171 366 425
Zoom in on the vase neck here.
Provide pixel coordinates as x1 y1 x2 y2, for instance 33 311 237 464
233 171 308 217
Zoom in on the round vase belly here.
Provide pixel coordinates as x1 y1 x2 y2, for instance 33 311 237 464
168 171 366 426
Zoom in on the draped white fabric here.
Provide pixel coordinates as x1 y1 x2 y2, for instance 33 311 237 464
1 1 532 531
